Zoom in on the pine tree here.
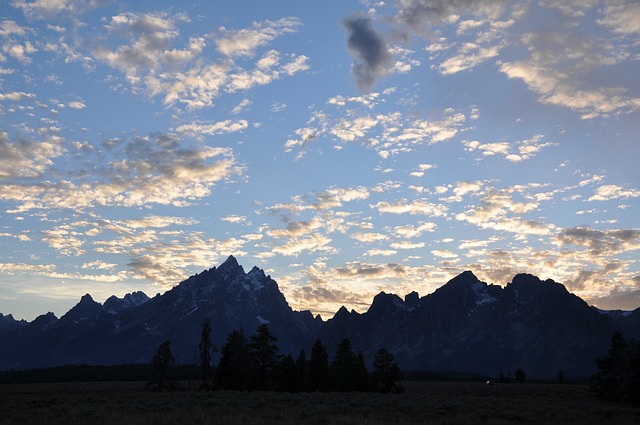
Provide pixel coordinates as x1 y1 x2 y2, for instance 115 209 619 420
591 331 640 405
372 348 402 393
296 349 310 392
199 318 213 390
308 338 329 391
217 330 249 390
275 353 298 392
150 340 175 391
248 323 280 390
330 338 357 391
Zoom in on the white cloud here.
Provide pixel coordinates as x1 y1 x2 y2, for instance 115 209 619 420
588 184 640 201
215 17 302 57
176 119 248 136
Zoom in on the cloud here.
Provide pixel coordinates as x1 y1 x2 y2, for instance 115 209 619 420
463 134 555 162
393 222 437 238
588 184 640 201
272 233 334 256
11 0 110 19
215 17 302 57
343 15 392 90
67 100 86 109
5 132 242 213
598 0 640 36
454 184 556 236
555 226 640 255
285 91 469 157
0 131 62 179
372 198 448 217
395 0 508 30
94 14 307 110
175 119 249 136
499 29 640 118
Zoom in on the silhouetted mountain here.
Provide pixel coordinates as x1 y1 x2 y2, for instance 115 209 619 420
321 271 622 378
0 258 637 379
0 313 26 335
0 256 320 370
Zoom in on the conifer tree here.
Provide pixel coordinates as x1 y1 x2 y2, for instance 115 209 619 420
151 340 175 391
296 349 310 392
248 323 280 390
217 330 249 390
330 338 357 391
308 338 329 391
372 348 402 393
199 318 213 389
591 331 640 405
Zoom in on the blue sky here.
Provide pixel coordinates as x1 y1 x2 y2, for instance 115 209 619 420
0 0 639 321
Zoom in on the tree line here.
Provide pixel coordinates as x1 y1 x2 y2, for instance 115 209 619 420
150 320 403 393
591 331 640 406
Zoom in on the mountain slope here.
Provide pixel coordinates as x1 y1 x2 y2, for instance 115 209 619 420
0 258 634 378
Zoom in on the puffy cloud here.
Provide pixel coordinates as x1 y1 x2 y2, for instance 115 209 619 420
67 100 86 109
272 233 334 256
215 17 302 57
11 0 109 19
343 15 392 90
372 198 448 217
499 30 640 118
463 134 555 162
175 119 249 136
5 132 242 212
94 14 306 110
555 226 640 255
350 232 388 243
0 131 62 179
598 0 640 36
395 0 508 30
588 184 640 201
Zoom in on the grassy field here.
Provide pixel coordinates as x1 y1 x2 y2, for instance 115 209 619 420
0 380 638 425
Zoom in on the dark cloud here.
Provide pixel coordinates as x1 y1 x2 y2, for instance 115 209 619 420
555 226 640 255
396 0 507 29
343 15 392 91
587 284 640 311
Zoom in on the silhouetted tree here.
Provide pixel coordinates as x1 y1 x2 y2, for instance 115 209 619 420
150 340 176 391
515 368 526 383
556 369 565 384
330 338 359 391
275 353 298 392
248 323 280 390
354 352 370 391
217 330 250 390
199 318 214 389
372 348 402 393
308 339 329 391
591 331 640 405
296 349 310 392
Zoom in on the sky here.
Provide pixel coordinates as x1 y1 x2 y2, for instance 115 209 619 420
0 0 639 321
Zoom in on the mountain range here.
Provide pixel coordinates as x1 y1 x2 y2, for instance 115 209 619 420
1 255 638 379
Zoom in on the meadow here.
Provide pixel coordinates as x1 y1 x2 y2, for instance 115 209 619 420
0 380 638 425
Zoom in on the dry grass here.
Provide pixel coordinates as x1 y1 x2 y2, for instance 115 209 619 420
0 381 638 425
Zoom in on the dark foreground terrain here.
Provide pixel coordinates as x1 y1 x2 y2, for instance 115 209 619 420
0 381 638 425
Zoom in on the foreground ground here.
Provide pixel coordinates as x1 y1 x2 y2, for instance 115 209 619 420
0 381 637 425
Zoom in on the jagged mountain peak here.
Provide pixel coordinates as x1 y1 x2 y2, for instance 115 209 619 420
59 293 104 325
367 292 405 316
79 293 95 303
217 255 244 278
104 291 150 314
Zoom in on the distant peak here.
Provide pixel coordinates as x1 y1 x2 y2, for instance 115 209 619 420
216 255 246 280
447 270 480 286
79 293 95 303
222 255 239 267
